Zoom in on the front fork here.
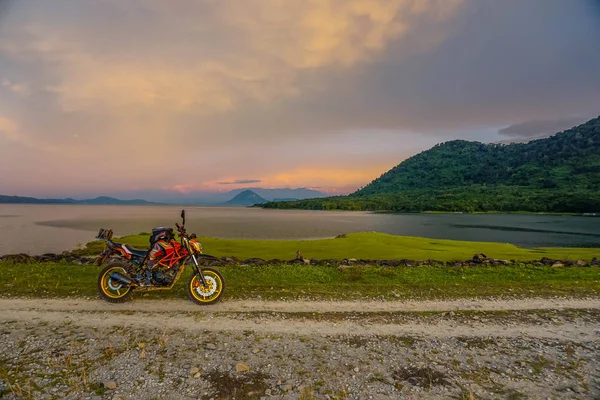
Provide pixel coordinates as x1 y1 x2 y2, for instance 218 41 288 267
190 254 208 287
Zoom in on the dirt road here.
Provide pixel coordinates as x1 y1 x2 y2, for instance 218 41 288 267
1 297 599 399
1 297 600 341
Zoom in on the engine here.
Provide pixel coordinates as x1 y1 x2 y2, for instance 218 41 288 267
152 266 177 285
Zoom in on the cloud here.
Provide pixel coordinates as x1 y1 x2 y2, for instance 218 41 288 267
0 115 57 151
0 116 18 140
217 179 262 185
0 0 465 117
263 165 387 188
2 78 29 96
0 0 599 197
220 0 464 69
498 116 596 139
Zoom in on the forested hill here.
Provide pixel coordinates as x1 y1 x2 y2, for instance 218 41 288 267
358 116 600 195
262 116 600 213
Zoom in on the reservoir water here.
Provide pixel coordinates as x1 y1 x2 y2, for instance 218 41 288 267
0 204 599 255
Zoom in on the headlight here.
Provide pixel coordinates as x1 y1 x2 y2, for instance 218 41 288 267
190 240 203 253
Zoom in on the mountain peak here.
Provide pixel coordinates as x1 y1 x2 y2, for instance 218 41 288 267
224 190 268 206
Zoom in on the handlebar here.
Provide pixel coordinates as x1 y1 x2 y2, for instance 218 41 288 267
176 210 188 238
175 222 187 237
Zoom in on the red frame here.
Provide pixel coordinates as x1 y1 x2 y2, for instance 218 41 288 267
156 241 189 268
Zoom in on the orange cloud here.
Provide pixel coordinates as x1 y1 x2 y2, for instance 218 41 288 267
193 164 390 192
0 116 58 152
2 0 463 116
0 0 465 169
267 165 386 186
0 0 465 195
0 117 18 139
223 0 463 69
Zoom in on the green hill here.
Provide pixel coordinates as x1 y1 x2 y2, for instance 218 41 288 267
263 116 600 213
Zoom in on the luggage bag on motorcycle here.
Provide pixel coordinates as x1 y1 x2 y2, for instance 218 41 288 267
150 227 175 247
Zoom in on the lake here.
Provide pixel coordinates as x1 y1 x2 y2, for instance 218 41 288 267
1 204 599 255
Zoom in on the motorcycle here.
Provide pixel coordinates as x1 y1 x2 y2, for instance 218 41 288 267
95 210 225 305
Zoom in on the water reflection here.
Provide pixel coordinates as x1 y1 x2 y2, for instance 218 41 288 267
1 204 599 254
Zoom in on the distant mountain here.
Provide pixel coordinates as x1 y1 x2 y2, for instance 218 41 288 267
0 188 327 206
76 196 157 205
263 115 600 213
0 195 73 204
223 188 325 202
97 187 327 204
0 195 156 205
224 190 268 206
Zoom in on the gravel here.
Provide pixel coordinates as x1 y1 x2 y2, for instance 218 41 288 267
0 298 599 399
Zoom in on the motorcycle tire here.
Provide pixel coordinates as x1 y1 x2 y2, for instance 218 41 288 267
187 267 225 305
97 262 134 303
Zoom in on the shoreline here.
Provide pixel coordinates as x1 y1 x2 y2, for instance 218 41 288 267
2 250 600 267
3 201 598 216
3 205 600 255
2 231 599 261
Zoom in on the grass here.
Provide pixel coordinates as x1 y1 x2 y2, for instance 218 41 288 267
0 261 599 300
4 232 599 300
75 232 600 262
420 210 588 216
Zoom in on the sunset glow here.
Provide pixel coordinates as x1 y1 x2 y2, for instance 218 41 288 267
0 0 598 200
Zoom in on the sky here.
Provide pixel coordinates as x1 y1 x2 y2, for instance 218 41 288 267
0 0 599 200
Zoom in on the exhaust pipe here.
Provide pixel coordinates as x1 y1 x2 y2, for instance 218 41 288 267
109 271 133 285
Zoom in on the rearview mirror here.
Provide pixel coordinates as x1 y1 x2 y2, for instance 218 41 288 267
181 210 186 226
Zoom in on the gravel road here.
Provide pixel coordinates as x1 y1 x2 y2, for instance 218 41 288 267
1 297 599 399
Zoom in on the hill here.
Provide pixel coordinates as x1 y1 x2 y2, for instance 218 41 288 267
263 116 600 213
224 190 268 206
98 187 326 204
0 195 156 205
0 195 74 204
76 196 156 205
225 187 325 201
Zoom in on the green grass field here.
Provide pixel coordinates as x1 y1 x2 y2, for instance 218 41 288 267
1 261 599 300
3 232 598 301
76 232 600 262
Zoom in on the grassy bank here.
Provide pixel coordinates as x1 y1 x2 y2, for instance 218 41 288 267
419 211 591 216
75 232 600 262
3 233 597 301
1 261 599 300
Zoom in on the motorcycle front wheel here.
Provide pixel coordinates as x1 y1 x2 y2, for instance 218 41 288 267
97 263 134 303
187 267 225 305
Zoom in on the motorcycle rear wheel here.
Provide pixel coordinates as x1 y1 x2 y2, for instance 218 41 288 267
187 267 225 305
98 263 134 303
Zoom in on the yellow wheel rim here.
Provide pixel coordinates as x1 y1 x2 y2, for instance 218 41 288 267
190 271 222 303
101 267 131 299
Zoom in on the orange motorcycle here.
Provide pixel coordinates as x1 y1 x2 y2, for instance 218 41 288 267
95 210 224 305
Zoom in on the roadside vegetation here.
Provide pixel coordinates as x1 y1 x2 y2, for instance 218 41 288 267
2 232 598 300
74 232 600 262
1 262 599 301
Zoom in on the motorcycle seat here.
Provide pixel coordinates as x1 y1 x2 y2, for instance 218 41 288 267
123 244 148 258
